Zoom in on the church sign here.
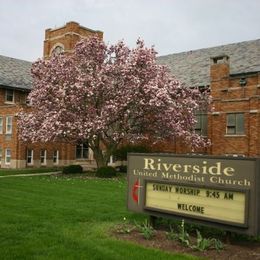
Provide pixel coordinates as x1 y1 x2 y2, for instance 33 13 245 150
127 154 260 235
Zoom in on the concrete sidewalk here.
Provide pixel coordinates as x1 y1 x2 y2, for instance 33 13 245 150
0 171 61 178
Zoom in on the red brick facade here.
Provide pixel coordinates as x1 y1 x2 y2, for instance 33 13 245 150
208 55 260 157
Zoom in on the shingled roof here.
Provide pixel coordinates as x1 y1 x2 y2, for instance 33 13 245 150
0 55 32 90
0 38 259 90
157 39 260 87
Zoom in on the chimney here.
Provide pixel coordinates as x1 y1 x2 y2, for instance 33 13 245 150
210 55 230 81
210 55 230 97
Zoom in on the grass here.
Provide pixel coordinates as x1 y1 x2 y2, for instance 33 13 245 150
0 175 199 260
0 167 61 176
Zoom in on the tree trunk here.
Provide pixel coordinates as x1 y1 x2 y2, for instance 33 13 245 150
89 135 118 169
92 148 107 169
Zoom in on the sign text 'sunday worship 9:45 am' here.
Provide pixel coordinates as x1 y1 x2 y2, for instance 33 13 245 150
145 183 246 225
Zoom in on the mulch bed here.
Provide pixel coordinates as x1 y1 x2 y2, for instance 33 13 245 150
112 226 260 260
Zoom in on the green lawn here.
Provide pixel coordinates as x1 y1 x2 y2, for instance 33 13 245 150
0 175 199 260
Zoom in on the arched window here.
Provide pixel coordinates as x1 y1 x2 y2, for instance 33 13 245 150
51 45 64 55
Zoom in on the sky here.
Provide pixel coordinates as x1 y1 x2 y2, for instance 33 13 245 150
0 0 260 62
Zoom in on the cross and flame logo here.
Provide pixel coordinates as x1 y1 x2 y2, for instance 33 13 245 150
132 179 142 204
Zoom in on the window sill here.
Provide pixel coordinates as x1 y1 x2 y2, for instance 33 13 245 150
75 159 93 161
224 134 246 137
4 101 15 105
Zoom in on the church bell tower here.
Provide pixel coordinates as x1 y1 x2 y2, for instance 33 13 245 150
43 21 103 59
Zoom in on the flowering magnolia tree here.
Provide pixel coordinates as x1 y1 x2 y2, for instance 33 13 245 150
18 37 209 168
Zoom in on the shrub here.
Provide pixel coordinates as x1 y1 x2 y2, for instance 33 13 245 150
62 165 83 174
113 144 150 161
115 165 127 173
96 166 117 178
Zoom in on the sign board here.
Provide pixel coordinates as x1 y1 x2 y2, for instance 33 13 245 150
127 154 260 235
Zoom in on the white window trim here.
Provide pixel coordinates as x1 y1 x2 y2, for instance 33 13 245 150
5 89 15 104
6 116 13 134
53 150 59 165
40 150 47 165
5 149 11 165
76 143 89 160
27 149 34 165
0 117 3 134
109 155 114 164
0 147 2 165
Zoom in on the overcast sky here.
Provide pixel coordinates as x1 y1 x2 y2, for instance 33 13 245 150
1 0 260 62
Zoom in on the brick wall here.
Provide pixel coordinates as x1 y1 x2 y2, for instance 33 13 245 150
44 21 103 58
209 55 260 157
161 55 260 158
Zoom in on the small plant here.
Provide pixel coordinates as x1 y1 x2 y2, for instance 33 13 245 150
116 217 135 234
211 238 224 252
62 165 83 174
135 219 155 240
166 221 224 251
192 230 211 251
192 230 224 252
166 225 179 240
167 220 190 246
178 220 190 246
96 166 117 178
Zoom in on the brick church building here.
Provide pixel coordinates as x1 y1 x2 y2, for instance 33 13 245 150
158 40 260 157
0 21 260 168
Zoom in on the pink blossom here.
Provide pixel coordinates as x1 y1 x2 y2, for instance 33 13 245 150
18 36 210 168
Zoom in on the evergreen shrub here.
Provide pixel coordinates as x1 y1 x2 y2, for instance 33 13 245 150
62 165 83 174
116 165 127 173
96 166 117 178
